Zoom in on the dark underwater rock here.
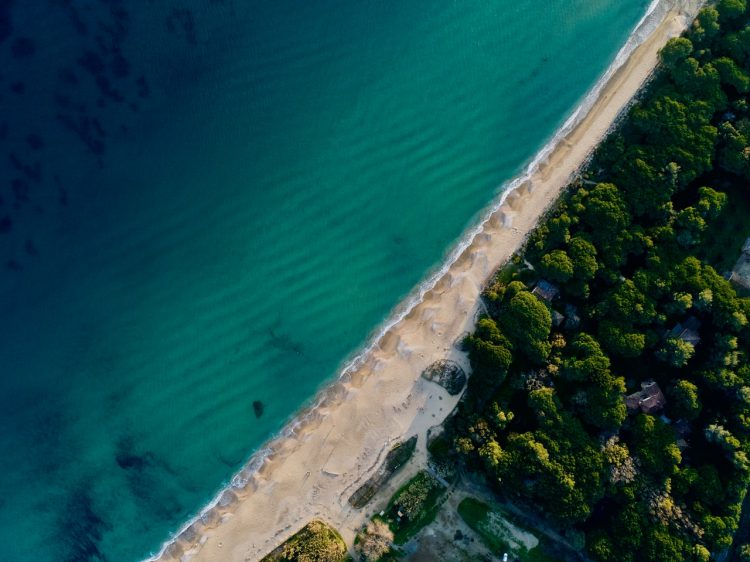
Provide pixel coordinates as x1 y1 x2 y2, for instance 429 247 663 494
59 488 109 562
0 0 13 45
24 239 37 257
268 328 304 355
26 133 43 150
166 8 197 45
110 48 129 78
11 178 29 203
116 451 147 471
58 67 79 86
136 75 149 98
11 36 35 58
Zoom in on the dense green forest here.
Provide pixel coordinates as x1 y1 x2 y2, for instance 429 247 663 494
451 2 750 561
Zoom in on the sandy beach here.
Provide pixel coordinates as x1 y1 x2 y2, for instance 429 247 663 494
154 3 699 561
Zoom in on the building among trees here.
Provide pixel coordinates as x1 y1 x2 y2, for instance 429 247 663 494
730 237 750 289
667 316 702 346
531 280 559 303
625 380 666 415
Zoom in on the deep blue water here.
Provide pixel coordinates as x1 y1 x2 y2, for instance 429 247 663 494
0 1 649 560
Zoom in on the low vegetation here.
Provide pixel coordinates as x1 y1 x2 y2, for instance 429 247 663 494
354 519 394 562
260 520 349 562
379 470 447 545
457 497 557 562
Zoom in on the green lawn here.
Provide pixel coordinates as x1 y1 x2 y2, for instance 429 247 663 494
380 471 447 545
260 520 350 562
457 497 559 562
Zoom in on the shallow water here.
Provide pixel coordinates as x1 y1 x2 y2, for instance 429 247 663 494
0 1 649 560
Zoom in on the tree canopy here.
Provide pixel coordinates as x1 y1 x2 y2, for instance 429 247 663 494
450 5 750 561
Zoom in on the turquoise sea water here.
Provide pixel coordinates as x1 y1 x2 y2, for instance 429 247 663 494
0 1 650 560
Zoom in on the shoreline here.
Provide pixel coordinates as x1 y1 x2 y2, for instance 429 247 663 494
149 1 701 561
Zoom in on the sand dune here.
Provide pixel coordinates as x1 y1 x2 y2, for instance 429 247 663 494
152 3 701 561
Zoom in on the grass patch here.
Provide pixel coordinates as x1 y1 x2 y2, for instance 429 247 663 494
380 470 447 545
260 520 349 562
457 497 558 562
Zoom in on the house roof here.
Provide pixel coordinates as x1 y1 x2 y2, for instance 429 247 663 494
532 280 559 302
552 310 565 327
640 395 663 414
625 380 667 415
668 317 701 346
625 394 642 413
731 240 750 289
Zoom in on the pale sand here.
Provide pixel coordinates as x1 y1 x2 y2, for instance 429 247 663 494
155 4 698 562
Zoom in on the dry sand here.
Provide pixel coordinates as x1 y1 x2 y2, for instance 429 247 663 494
154 3 699 561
